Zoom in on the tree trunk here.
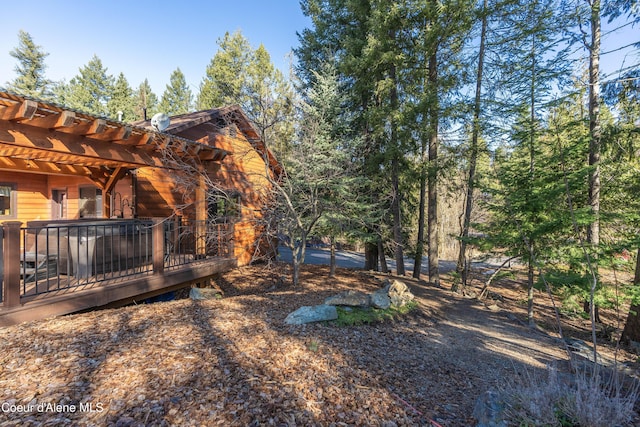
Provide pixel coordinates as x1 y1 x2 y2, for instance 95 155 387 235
364 241 378 271
413 165 426 279
329 236 336 278
621 248 640 344
587 0 601 252
390 57 405 277
392 155 405 276
453 0 487 293
427 49 440 287
585 0 602 332
291 244 302 287
290 232 306 287
527 249 535 327
378 238 389 274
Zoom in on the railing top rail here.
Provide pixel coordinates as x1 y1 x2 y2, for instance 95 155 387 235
23 218 155 231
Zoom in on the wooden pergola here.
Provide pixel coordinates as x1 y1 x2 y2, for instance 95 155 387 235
0 91 227 217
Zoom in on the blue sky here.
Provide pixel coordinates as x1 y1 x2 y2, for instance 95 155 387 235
0 1 637 98
0 1 310 95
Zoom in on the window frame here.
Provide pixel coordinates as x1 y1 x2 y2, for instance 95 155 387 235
78 186 103 218
0 183 17 219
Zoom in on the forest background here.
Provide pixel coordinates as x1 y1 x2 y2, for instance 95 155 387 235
3 0 640 343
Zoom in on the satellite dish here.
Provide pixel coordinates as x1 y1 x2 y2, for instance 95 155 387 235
151 113 170 132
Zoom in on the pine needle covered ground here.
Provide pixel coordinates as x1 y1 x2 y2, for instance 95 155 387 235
0 263 637 426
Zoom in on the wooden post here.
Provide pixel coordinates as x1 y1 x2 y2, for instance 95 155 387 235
103 191 111 218
195 172 207 259
227 222 235 258
152 218 165 275
3 222 21 307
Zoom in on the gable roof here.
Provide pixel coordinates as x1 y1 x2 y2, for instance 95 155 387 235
134 106 283 177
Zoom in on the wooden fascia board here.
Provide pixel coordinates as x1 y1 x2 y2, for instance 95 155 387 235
0 157 93 177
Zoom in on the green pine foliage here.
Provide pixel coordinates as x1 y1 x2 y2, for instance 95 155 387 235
159 68 193 116
197 31 252 110
135 79 159 121
108 73 137 122
197 30 294 153
6 30 51 99
63 55 114 117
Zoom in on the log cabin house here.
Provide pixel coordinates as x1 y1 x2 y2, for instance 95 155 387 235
0 90 280 325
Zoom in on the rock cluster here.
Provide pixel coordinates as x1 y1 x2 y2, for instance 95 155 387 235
189 287 223 300
285 279 415 325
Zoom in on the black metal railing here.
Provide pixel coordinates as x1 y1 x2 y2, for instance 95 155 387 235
0 218 234 304
20 219 154 297
163 219 234 270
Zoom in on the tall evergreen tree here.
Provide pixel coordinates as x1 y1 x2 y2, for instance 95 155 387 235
197 31 252 110
159 68 193 116
297 0 409 274
276 60 359 285
107 73 136 122
481 0 571 325
134 79 159 121
6 30 51 98
198 31 294 153
453 0 490 291
64 55 114 116
409 0 475 283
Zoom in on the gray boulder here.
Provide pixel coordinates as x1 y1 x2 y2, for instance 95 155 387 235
285 305 338 325
387 279 414 307
324 290 371 307
189 287 223 301
370 288 391 309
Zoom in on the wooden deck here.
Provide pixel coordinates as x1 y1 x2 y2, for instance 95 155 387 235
0 256 236 326
1 218 237 326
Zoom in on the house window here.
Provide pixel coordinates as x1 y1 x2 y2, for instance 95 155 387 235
208 192 241 220
52 189 68 219
79 186 103 218
0 183 16 218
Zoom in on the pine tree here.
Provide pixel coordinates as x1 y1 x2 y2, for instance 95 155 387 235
453 0 490 291
243 44 294 154
197 31 252 110
134 79 159 121
107 73 136 122
6 30 51 98
604 71 640 343
480 0 571 325
197 31 294 152
159 68 193 116
65 55 114 116
276 60 359 285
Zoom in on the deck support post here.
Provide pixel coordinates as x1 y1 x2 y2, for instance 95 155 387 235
152 218 165 275
228 222 235 258
195 172 207 259
3 222 21 307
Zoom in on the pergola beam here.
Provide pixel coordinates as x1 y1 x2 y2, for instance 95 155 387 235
0 121 166 168
0 100 38 121
23 110 76 129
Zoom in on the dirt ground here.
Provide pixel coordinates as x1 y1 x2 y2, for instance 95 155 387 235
0 262 638 426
